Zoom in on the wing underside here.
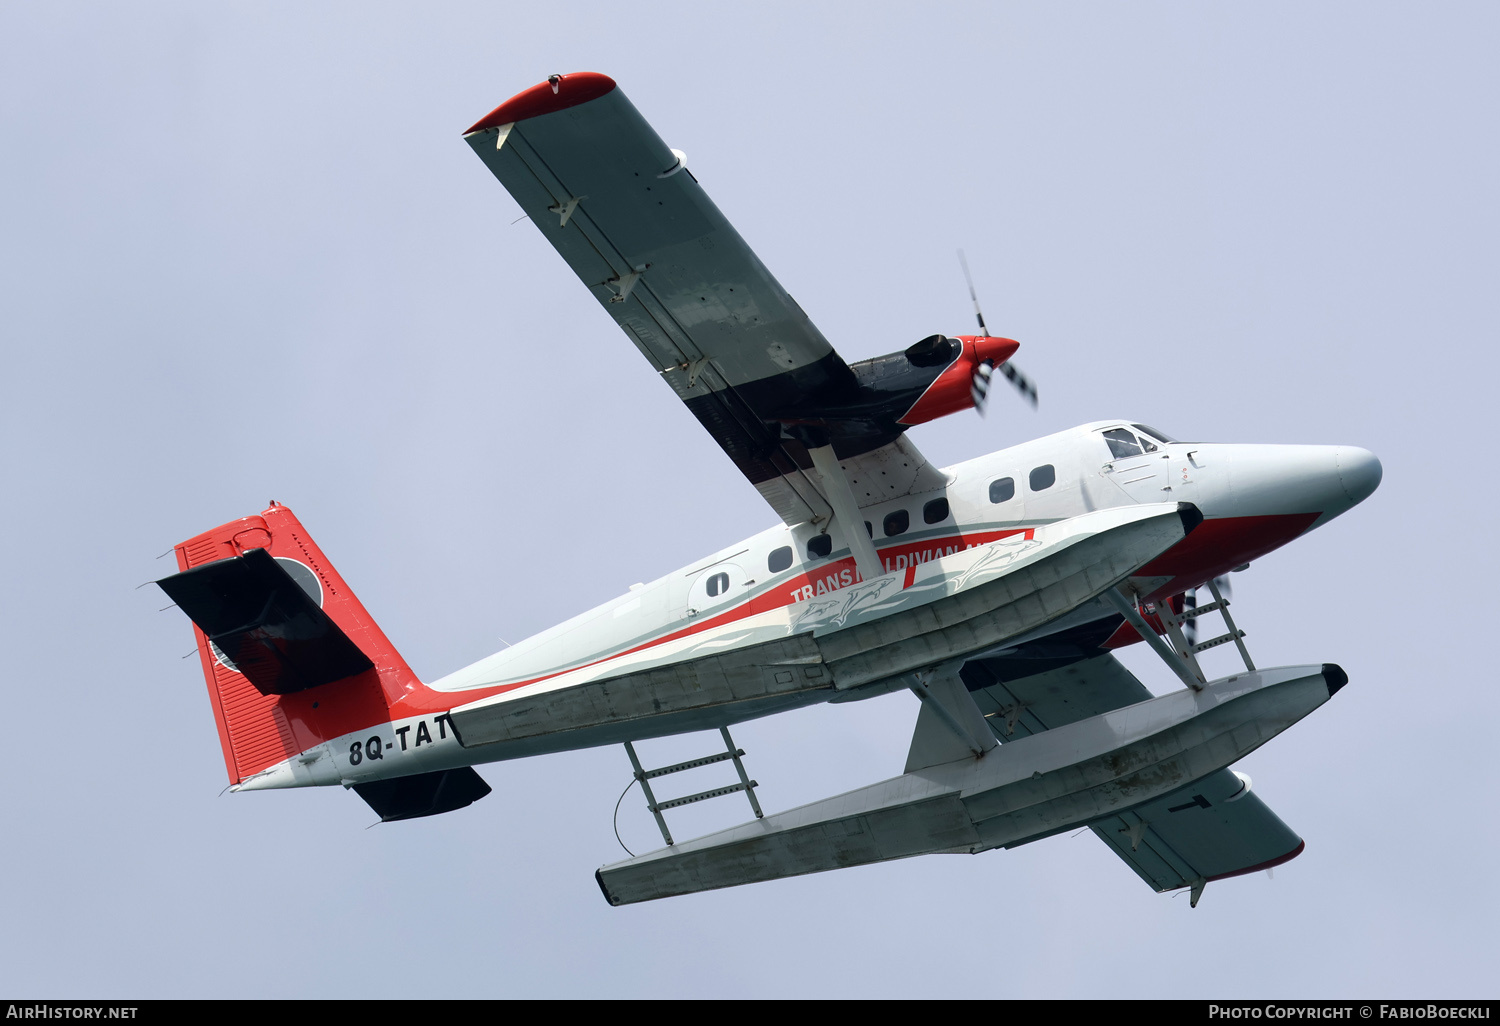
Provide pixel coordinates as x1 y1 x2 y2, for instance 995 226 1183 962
961 647 1305 891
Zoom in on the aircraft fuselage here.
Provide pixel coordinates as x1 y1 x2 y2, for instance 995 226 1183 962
231 419 1379 792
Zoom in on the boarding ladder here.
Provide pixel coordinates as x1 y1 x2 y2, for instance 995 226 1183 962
623 727 763 847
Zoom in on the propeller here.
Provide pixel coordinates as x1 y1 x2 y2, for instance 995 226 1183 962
960 250 1038 408
970 360 995 412
1183 574 1233 647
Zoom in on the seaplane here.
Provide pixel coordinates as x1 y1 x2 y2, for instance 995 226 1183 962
157 73 1381 908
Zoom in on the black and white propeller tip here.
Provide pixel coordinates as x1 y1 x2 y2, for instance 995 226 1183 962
971 360 995 413
958 249 1039 410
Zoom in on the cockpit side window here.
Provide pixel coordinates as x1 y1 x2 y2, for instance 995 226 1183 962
1102 428 1143 459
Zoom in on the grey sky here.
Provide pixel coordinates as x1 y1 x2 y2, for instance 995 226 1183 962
2 1 1495 998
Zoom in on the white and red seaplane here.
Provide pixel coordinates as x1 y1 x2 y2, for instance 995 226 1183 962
158 73 1381 907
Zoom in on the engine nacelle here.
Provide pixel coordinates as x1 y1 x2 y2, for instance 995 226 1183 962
896 334 1020 425
773 335 1022 464
840 334 1019 428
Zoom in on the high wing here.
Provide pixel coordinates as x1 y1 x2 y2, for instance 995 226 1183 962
463 73 955 525
960 639 1306 893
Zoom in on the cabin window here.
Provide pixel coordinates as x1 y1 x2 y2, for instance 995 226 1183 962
807 534 833 560
883 509 910 537
768 546 793 573
1102 428 1143 459
705 572 730 597
864 521 873 538
1030 464 1055 491
923 498 950 524
989 477 1015 504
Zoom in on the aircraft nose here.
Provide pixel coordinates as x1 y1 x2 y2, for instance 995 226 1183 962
1335 447 1382 506
1208 443 1377 528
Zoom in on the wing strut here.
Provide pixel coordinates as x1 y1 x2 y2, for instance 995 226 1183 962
807 444 885 584
905 660 997 772
1106 587 1206 691
1107 582 1260 691
1150 594 1209 683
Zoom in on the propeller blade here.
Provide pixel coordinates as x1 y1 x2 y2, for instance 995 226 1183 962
1213 574 1232 602
998 361 1039 407
971 360 995 414
958 249 988 336
958 249 1039 408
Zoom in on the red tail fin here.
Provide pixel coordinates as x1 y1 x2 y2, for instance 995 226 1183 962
168 503 416 785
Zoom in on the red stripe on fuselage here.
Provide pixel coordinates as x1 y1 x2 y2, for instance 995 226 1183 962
244 526 1035 775
457 526 1036 699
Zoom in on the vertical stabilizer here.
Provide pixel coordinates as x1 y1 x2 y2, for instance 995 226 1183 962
163 503 417 785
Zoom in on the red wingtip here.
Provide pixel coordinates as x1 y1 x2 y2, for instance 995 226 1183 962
463 72 618 135
1206 839 1307 883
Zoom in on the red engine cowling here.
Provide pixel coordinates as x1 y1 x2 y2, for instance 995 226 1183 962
897 335 1020 426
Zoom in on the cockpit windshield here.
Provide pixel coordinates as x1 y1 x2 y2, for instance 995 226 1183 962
1133 424 1177 444
1102 425 1169 459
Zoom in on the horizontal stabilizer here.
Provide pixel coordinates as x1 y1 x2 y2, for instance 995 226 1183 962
157 547 373 696
353 768 493 822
